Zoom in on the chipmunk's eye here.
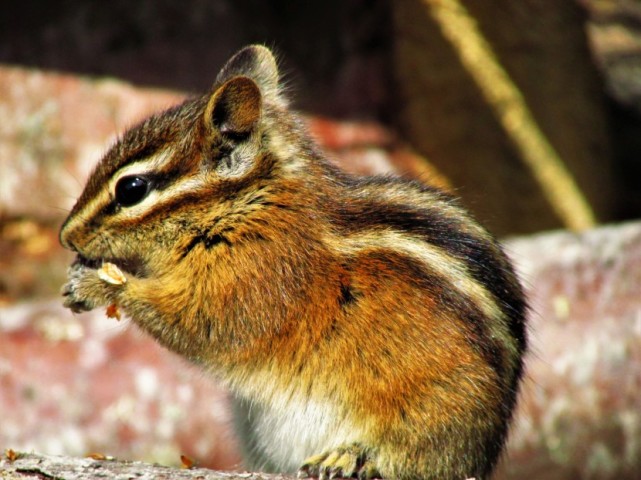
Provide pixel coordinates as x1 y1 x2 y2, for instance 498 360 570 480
115 175 150 207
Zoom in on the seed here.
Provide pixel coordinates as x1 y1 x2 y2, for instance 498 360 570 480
98 262 127 285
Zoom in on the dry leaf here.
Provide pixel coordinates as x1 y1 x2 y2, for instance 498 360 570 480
87 452 107 460
180 454 195 469
105 304 122 321
98 262 127 285
5 448 19 462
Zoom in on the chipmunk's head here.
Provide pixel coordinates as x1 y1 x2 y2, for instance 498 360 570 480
60 45 305 277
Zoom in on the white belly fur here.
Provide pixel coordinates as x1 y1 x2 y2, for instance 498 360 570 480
243 390 362 471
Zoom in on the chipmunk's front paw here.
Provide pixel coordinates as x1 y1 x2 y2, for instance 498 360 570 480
298 444 381 480
61 262 119 313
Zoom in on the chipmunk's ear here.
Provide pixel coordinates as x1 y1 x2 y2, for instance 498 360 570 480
204 76 262 138
204 46 281 138
215 45 280 101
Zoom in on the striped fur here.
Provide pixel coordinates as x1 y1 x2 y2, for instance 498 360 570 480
60 45 527 480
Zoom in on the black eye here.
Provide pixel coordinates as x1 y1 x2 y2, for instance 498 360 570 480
115 175 150 207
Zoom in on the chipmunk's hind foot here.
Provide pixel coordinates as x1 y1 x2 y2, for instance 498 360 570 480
298 444 381 480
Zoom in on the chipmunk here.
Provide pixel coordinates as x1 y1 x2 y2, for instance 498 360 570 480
60 45 527 480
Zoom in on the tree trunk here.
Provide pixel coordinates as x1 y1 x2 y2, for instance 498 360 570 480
393 0 614 235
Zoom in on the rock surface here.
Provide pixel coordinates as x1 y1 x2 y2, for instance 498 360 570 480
498 222 641 479
0 452 287 480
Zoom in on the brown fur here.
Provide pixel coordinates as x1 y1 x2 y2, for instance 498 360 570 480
60 45 527 480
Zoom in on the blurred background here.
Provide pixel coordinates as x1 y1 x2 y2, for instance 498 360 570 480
1 0 640 479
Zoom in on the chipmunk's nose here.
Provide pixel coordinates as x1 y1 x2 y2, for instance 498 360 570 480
59 218 79 251
59 232 74 251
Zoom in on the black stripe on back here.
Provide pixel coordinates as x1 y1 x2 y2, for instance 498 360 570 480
335 199 527 354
